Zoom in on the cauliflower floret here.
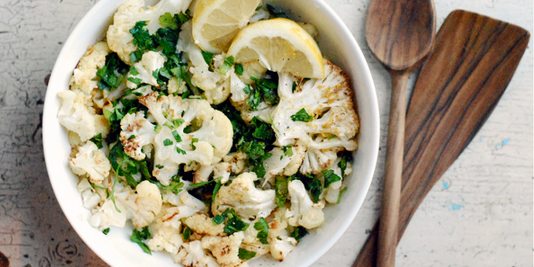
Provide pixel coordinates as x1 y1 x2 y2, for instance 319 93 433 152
168 77 188 94
268 208 297 261
213 162 232 184
236 60 267 85
147 190 208 254
230 73 249 103
69 41 111 94
107 0 193 65
184 213 225 236
126 51 166 88
88 180 138 229
120 112 157 160
241 218 269 258
240 102 274 124
58 90 105 142
212 172 276 221
261 145 305 185
202 232 247 267
147 219 183 255
133 181 162 228
286 180 324 229
222 152 248 174
271 60 359 174
180 240 220 267
140 92 233 185
77 178 103 210
147 203 186 254
162 189 207 210
69 141 111 184
194 165 216 184
178 21 231 104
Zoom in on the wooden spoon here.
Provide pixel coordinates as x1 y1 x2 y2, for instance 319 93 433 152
353 10 530 267
364 1 436 265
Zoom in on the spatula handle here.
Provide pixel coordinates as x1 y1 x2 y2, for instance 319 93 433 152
377 71 409 267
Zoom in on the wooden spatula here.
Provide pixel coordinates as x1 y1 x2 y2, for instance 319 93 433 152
353 10 530 267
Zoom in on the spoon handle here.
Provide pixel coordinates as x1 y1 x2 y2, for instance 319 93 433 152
377 71 409 267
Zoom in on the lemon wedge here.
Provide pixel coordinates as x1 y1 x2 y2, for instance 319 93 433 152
192 0 261 53
227 18 325 79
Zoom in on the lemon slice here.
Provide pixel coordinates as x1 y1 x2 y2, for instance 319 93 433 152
192 0 261 53
227 18 325 79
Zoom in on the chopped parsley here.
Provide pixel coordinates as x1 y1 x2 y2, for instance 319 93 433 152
97 53 129 90
172 130 182 142
102 228 110 235
163 138 173 146
212 179 222 203
109 143 151 188
90 133 103 149
211 208 249 234
201 51 214 66
235 63 244 75
251 75 279 105
158 12 179 30
282 145 293 157
131 227 152 255
220 55 235 75
183 226 192 241
294 173 322 203
290 226 308 243
153 177 184 194
323 169 342 188
254 217 269 244
190 138 199 150
291 108 314 122
176 147 187 155
238 248 257 260
275 176 288 207
337 187 348 204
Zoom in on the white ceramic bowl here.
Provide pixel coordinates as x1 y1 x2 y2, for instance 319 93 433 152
42 0 379 266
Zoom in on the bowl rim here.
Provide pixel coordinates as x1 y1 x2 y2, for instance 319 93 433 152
42 0 379 266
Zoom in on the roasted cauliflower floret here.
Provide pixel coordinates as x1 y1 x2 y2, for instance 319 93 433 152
261 145 305 185
201 232 247 267
88 181 138 229
107 0 193 65
179 240 220 267
286 180 324 229
212 172 276 221
77 178 103 210
271 60 359 174
177 21 231 104
126 51 166 88
133 181 163 228
69 41 111 94
184 213 225 236
58 90 107 142
120 112 157 161
139 92 233 185
69 141 111 184
268 207 297 261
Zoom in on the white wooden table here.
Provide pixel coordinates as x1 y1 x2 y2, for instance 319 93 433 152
0 0 531 266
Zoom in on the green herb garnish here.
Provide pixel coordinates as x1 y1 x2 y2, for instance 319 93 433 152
238 248 257 260
291 108 314 122
131 227 152 255
254 218 269 244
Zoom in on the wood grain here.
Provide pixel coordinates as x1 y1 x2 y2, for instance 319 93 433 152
353 9 530 267
365 1 436 265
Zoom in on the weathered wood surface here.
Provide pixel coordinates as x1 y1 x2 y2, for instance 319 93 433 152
0 0 531 266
